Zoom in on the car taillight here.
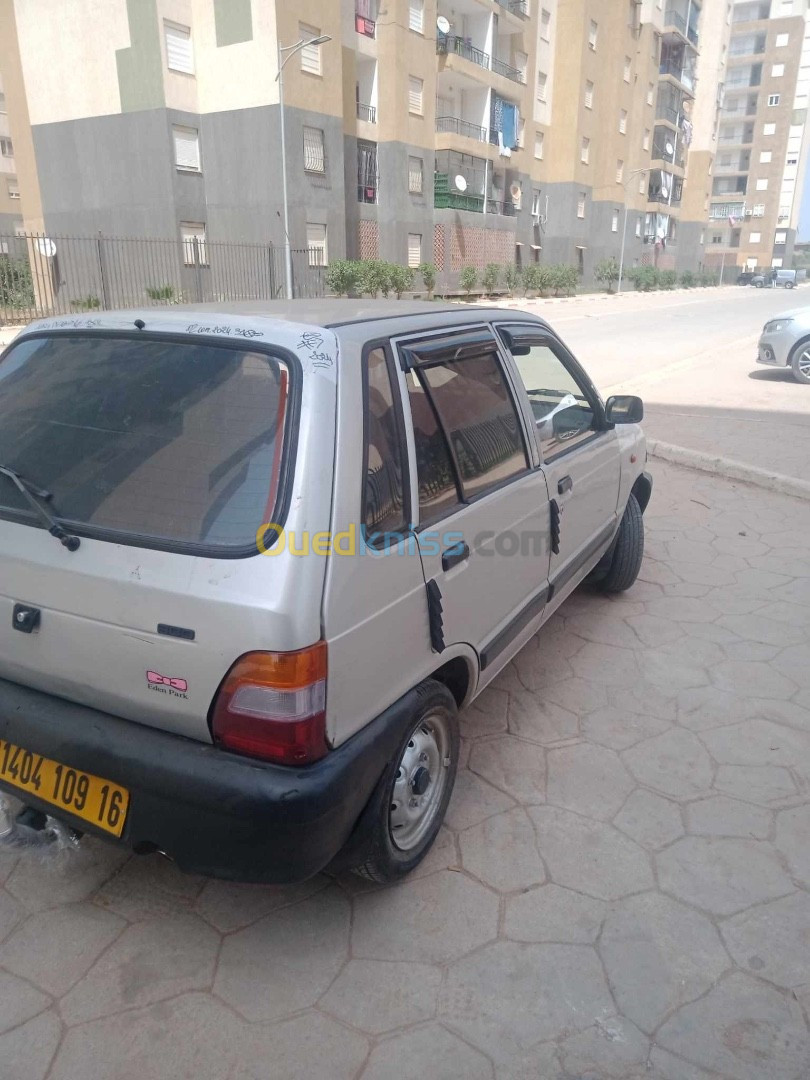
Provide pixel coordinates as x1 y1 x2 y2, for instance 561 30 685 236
210 643 328 765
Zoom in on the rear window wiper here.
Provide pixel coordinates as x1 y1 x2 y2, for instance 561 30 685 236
0 465 81 551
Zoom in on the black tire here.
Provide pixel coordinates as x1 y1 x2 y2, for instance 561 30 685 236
598 492 645 593
350 679 459 884
755 281 764 288
791 343 810 384
786 282 795 290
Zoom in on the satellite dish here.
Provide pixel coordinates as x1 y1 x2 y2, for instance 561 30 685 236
509 182 522 199
453 174 467 192
437 15 450 33
665 142 674 155
661 182 670 198
35 238 56 258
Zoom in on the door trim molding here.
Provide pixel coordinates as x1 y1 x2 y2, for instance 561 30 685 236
480 583 550 671
548 520 617 600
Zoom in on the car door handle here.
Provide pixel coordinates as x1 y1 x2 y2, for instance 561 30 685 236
442 542 470 572
558 475 573 495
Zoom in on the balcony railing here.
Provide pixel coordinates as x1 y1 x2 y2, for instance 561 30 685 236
656 101 681 125
434 175 518 215
491 57 525 83
709 203 747 220
652 140 686 168
663 7 699 46
355 13 375 37
494 0 529 17
437 36 525 84
356 102 377 123
715 156 751 174
436 115 496 144
660 60 696 92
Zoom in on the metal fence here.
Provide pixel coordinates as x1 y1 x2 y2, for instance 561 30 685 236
0 232 326 325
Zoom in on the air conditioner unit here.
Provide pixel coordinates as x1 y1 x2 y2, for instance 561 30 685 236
744 209 753 216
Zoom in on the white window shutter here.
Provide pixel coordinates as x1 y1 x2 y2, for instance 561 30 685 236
165 23 194 74
306 223 328 266
409 0 424 33
408 234 422 268
300 24 322 75
408 76 423 114
174 128 200 170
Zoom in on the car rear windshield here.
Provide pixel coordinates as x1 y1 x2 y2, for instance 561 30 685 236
0 333 291 553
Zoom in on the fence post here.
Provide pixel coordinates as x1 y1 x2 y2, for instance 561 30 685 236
96 233 110 310
193 236 203 302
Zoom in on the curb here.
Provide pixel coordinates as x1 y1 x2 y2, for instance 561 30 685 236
647 439 810 502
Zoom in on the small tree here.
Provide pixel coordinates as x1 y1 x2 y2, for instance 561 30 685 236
358 259 391 298
628 266 658 291
521 264 541 297
325 259 361 297
550 264 578 297
594 258 620 294
481 263 501 296
419 261 437 299
459 265 478 297
504 264 521 296
680 270 696 289
388 264 414 299
659 269 678 290
0 258 34 309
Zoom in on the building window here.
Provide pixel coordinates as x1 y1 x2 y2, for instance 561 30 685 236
647 82 654 106
358 140 378 202
407 233 422 268
584 81 594 109
303 127 326 173
612 208 620 232
643 128 650 150
0 137 13 157
772 257 783 267
0 92 5 113
300 24 323 75
750 231 761 243
776 33 790 47
772 64 785 77
537 71 548 103
581 137 590 164
7 181 20 200
616 160 624 183
534 131 544 159
768 94 780 106
541 8 552 40
577 192 586 218
306 223 328 266
759 150 772 163
624 56 632 82
700 230 704 245
764 122 776 135
588 20 598 49
756 178 769 190
409 0 424 34
516 51 529 82
181 222 207 265
639 175 646 193
173 126 201 172
619 109 628 134
165 21 194 74
775 231 787 244
408 75 424 114
753 203 766 216
636 219 642 237
408 155 423 193
788 155 798 165
711 234 722 244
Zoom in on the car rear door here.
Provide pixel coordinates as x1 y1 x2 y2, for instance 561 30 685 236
396 326 552 685
496 323 621 608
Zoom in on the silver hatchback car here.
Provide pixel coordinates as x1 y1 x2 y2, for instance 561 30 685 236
0 301 651 883
757 307 810 383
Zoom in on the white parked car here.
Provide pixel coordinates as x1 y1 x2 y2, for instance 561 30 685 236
0 301 651 883
758 308 810 383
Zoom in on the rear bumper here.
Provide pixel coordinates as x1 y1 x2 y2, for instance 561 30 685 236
0 677 411 883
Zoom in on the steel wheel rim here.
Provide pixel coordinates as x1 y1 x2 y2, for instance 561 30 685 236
798 350 810 378
389 712 451 852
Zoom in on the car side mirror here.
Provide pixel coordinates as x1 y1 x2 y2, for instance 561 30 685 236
605 395 644 425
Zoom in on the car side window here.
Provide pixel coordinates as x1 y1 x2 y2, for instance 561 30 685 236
406 370 462 523
507 339 597 460
363 346 408 541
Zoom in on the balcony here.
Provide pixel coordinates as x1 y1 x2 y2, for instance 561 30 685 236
652 130 686 169
357 139 378 204
356 102 377 123
494 0 529 17
660 41 697 94
726 63 762 90
355 13 375 37
709 202 748 220
648 169 683 207
437 35 525 85
722 95 758 118
434 172 517 215
436 115 496 145
663 6 699 47
718 124 755 145
715 152 751 174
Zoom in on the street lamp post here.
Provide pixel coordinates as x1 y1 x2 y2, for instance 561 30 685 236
617 168 651 295
276 34 332 300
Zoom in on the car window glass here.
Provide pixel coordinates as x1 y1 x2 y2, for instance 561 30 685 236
419 352 528 500
406 371 461 522
508 341 596 459
364 347 407 540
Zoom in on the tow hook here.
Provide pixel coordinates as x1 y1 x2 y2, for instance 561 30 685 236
0 795 82 849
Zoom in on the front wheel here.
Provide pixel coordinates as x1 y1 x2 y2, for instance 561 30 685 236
350 680 459 884
755 281 764 289
791 344 810 384
595 493 645 593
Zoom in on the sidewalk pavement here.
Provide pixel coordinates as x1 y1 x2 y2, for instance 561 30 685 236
0 460 808 1080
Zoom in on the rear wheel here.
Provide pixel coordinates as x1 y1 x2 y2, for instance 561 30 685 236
351 680 459 884
755 281 764 288
595 493 645 593
791 344 810 384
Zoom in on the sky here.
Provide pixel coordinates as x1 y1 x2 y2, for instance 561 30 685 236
799 171 810 241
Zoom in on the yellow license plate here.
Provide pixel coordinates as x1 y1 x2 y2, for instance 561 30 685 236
0 740 129 837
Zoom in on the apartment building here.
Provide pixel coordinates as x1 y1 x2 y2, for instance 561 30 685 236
706 0 810 272
0 72 21 233
0 0 731 287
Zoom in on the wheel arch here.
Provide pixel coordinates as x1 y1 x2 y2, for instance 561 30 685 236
789 334 810 363
428 654 475 710
631 472 652 514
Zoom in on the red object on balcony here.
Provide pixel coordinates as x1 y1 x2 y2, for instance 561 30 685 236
356 14 376 37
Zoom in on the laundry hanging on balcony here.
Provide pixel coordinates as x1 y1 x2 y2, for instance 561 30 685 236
491 95 519 155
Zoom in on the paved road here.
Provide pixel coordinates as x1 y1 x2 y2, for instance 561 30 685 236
0 461 809 1080
509 284 810 481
